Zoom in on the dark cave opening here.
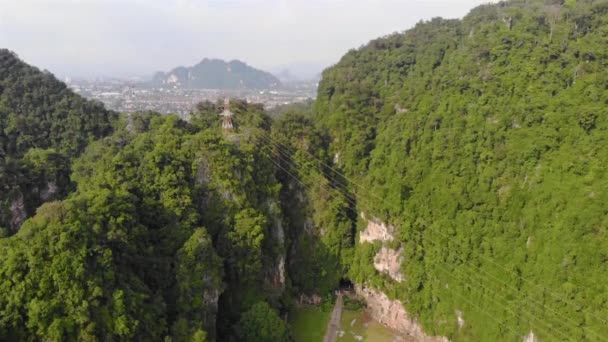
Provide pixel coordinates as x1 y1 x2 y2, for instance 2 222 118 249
339 277 354 291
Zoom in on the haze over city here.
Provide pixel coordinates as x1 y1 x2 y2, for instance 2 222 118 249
1 0 493 79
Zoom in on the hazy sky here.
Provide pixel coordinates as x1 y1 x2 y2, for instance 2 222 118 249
0 0 492 79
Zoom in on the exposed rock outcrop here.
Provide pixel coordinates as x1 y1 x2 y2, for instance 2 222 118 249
361 217 404 280
373 247 404 282
356 285 448 342
278 256 286 285
358 217 448 340
9 192 27 232
456 310 465 329
268 254 286 289
275 218 285 244
523 331 537 342
40 181 59 202
360 218 395 243
202 286 221 341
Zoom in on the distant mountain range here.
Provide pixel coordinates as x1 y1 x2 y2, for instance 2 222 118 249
149 58 281 89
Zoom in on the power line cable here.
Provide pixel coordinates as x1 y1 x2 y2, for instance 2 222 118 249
255 130 607 340
258 141 572 341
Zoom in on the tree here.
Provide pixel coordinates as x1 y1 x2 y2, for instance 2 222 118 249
235 302 290 342
226 208 266 283
313 0 608 339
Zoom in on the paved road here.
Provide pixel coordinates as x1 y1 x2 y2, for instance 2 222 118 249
324 293 343 342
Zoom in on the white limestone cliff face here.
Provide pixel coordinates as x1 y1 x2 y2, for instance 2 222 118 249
373 246 405 282
360 217 404 282
356 285 448 342
358 216 451 340
360 217 395 243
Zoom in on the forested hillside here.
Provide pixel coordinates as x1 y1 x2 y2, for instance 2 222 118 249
314 0 608 340
0 50 116 234
2 0 608 340
0 99 296 340
0 52 343 341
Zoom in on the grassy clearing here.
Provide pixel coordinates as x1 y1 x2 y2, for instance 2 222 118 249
338 309 398 342
290 305 331 342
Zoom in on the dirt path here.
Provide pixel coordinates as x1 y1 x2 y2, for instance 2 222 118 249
323 292 343 342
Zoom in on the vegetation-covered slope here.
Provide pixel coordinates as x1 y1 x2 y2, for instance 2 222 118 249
0 104 294 341
314 0 608 340
0 50 116 234
0 52 340 341
3 0 608 340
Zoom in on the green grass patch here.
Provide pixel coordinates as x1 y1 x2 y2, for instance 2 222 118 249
338 309 398 342
289 305 331 342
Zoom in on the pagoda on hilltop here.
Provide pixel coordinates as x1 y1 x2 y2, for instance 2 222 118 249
219 98 234 131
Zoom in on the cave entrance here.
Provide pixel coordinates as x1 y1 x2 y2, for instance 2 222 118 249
339 278 354 292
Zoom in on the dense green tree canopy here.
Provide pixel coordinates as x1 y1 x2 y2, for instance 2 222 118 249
235 301 291 342
0 104 289 341
314 0 608 340
3 0 608 341
0 50 117 233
